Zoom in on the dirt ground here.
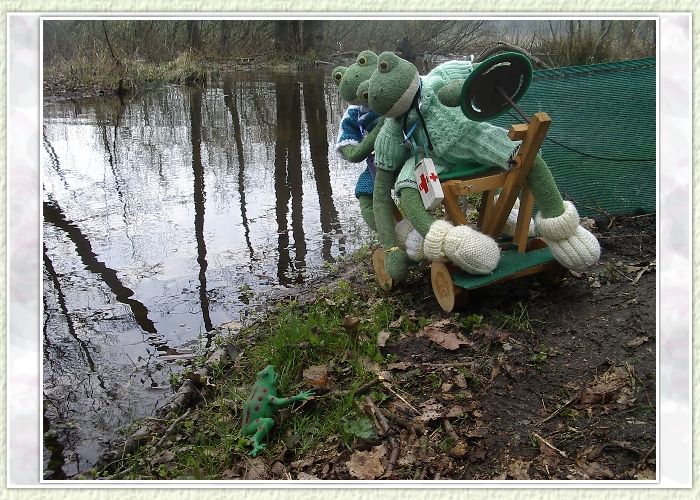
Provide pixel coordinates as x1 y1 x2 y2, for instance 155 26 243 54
228 214 656 481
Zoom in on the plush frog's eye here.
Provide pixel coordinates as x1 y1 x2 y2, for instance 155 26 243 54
334 71 342 82
358 56 367 65
379 60 390 72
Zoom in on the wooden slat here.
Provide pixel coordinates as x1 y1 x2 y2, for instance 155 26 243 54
483 112 551 238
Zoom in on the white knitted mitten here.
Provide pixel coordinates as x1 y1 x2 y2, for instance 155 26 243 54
424 220 500 275
404 229 426 262
535 201 601 272
494 194 535 238
394 218 414 250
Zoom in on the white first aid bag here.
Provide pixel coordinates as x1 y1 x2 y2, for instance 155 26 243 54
414 157 444 210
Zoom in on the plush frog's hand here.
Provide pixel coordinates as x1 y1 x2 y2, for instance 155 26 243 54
294 390 314 401
535 201 600 272
437 79 466 107
339 116 385 163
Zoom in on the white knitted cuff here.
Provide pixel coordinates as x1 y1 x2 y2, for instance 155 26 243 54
547 226 601 272
394 219 414 249
443 225 500 275
405 229 426 262
423 220 453 262
535 201 580 241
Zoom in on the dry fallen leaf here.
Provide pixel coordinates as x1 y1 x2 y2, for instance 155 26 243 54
416 322 469 350
296 472 319 480
303 365 330 388
507 459 532 480
346 445 387 480
450 442 468 458
579 365 631 406
387 361 412 371
377 330 391 347
626 336 649 348
415 399 444 423
243 457 270 480
573 459 614 479
151 449 175 465
343 315 360 332
538 441 562 471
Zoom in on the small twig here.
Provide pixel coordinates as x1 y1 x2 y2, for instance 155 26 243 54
532 432 568 458
382 408 415 430
156 408 192 448
636 444 656 471
383 384 421 415
442 418 460 442
612 266 634 282
365 395 390 434
384 437 400 477
537 393 580 427
326 377 381 399
105 465 134 480
631 262 654 285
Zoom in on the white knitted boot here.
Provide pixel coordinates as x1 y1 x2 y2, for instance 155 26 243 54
424 220 500 275
535 201 601 272
493 194 535 238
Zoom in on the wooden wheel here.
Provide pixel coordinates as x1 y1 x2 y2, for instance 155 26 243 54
372 248 393 291
431 262 466 312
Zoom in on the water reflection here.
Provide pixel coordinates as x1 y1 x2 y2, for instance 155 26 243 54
42 69 371 477
43 200 158 334
303 71 345 262
189 88 214 336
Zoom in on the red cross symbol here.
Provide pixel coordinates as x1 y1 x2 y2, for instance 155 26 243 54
429 172 438 182
418 173 429 193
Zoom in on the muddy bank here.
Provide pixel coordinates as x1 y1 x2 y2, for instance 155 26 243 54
67 213 655 481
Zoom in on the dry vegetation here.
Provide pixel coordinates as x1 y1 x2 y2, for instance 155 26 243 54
42 19 655 99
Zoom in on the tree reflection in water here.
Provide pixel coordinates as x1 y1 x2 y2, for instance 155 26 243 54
41 69 371 477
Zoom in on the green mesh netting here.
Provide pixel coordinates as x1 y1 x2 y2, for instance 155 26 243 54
489 57 656 217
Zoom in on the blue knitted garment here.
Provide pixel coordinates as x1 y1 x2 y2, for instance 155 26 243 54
335 105 381 198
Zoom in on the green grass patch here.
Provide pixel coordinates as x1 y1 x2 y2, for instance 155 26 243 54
96 275 419 479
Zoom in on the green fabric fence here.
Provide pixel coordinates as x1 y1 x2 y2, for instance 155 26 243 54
490 57 656 217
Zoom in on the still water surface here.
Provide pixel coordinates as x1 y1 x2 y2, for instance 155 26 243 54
42 69 372 477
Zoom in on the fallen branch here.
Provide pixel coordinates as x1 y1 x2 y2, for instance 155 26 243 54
365 395 390 434
384 437 400 477
442 418 460 442
537 393 579 426
156 408 193 448
532 432 568 458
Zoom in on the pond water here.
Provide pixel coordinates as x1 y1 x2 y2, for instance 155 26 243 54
41 69 373 477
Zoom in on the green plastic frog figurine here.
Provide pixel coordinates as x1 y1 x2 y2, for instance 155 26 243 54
241 365 314 457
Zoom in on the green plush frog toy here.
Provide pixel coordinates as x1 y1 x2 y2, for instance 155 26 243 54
241 365 314 457
362 52 600 282
332 51 416 248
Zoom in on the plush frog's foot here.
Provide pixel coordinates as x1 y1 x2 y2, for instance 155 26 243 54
494 195 535 238
437 79 466 107
249 442 266 457
535 201 601 272
423 220 500 275
385 247 410 282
